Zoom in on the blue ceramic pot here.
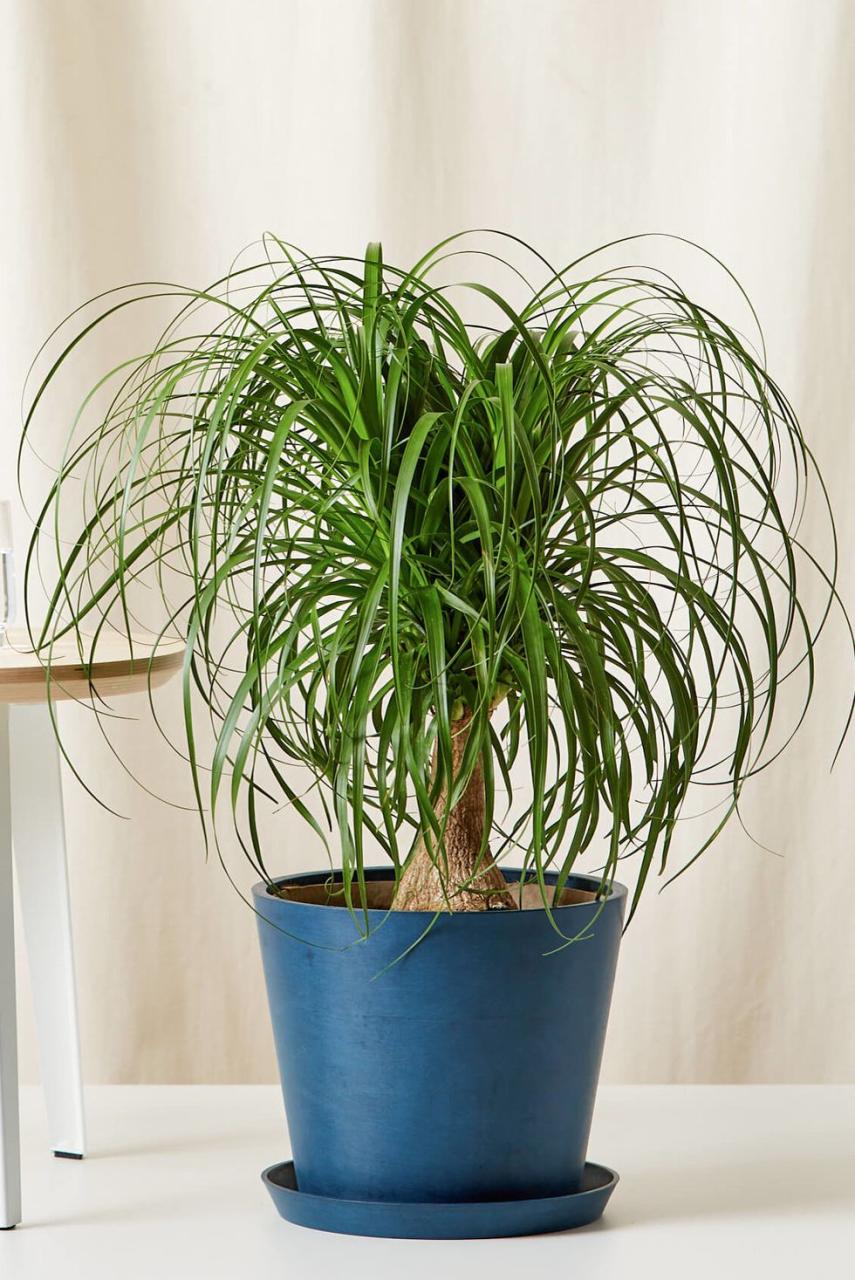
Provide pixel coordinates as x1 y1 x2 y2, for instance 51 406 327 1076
253 868 625 1204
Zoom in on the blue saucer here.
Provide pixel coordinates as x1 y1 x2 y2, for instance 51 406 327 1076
261 1160 619 1239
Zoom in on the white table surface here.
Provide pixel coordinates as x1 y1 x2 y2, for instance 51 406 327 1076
1 1085 853 1278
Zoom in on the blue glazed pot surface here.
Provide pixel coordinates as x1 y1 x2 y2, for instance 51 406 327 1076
254 868 625 1204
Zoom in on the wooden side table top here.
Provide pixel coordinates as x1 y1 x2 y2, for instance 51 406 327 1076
0 630 185 705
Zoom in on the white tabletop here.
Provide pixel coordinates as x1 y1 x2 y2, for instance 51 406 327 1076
1 1085 852 1278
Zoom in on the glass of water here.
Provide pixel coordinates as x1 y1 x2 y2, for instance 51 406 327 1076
0 500 14 647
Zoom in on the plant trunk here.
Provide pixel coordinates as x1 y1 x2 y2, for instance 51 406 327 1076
395 711 517 912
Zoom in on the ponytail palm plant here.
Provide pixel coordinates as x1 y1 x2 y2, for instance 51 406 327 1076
22 233 846 922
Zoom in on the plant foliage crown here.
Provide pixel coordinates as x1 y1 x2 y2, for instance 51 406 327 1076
22 232 850 923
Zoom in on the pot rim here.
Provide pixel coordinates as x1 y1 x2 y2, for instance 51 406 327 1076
251 866 628 918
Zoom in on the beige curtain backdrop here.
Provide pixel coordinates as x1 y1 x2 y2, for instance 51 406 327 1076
1 0 853 1085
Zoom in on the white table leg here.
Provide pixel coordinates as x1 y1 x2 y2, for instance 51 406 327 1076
0 703 22 1228
10 703 86 1159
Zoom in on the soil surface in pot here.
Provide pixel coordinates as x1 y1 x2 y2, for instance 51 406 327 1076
269 878 597 910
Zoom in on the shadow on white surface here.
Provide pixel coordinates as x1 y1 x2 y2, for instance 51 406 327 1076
614 1151 855 1224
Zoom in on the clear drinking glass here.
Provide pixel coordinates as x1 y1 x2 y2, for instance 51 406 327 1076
0 500 15 647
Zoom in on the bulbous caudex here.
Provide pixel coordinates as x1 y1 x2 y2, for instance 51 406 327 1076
396 709 517 912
